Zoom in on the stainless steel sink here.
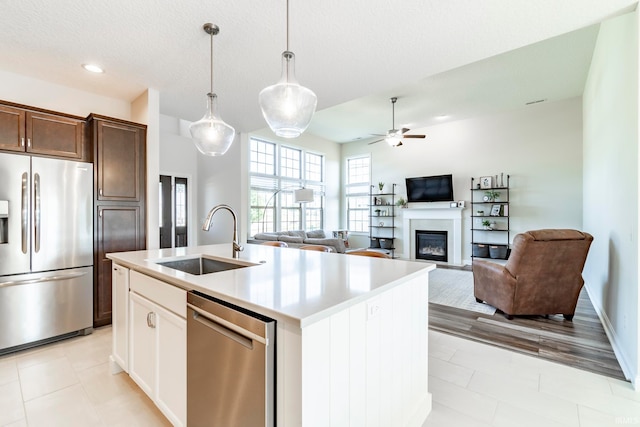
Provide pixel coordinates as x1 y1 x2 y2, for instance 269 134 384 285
156 256 252 275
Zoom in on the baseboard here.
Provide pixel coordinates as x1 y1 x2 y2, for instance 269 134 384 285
584 286 638 389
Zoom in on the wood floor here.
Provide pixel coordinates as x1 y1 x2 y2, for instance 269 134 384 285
429 289 627 381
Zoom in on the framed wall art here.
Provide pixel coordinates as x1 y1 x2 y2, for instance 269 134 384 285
479 176 493 189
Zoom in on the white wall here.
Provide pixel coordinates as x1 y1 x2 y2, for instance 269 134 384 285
195 133 244 245
159 115 200 247
583 10 639 388
132 89 160 250
0 70 131 119
341 97 584 260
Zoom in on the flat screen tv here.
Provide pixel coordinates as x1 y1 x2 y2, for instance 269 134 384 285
405 174 454 203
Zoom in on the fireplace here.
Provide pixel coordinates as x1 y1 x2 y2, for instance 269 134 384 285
415 230 448 262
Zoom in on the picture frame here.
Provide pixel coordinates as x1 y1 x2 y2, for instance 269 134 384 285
457 200 465 208
449 202 458 208
479 176 493 189
490 204 502 216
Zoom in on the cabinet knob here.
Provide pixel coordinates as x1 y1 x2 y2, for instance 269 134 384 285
20 137 25 147
27 138 31 148
99 188 103 196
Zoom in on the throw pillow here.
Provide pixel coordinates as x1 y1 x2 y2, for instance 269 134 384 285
286 230 307 239
253 233 279 241
278 235 304 244
306 229 326 238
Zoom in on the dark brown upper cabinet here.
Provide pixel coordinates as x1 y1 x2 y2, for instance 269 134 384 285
0 102 86 160
93 117 146 202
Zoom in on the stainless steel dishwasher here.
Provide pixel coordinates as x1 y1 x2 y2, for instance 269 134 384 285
186 290 276 427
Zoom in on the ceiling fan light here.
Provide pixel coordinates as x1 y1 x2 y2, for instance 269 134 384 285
386 138 402 147
259 51 317 138
385 132 402 147
189 93 236 156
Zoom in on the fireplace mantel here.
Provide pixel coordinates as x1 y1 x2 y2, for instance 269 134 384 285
402 207 463 265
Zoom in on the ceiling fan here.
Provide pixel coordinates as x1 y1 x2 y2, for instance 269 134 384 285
368 97 426 147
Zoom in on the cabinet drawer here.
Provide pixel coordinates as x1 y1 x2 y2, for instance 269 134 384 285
130 271 186 318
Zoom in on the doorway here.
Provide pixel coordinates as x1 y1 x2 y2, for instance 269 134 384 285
159 175 188 248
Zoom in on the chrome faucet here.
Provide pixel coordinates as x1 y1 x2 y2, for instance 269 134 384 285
202 204 244 258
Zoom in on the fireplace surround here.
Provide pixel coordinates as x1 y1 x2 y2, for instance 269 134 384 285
402 207 463 265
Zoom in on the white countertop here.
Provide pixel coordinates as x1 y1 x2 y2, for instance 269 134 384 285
107 244 435 327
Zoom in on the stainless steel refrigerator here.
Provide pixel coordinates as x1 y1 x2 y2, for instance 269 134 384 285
0 152 93 354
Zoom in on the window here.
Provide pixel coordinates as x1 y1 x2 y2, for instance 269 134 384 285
249 138 325 236
346 156 370 233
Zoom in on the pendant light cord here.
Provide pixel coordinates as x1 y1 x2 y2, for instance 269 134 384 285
286 0 290 51
210 30 214 94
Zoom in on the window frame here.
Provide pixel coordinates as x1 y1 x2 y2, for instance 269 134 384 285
345 155 371 234
249 137 325 236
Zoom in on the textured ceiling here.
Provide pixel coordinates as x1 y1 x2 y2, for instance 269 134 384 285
0 0 636 142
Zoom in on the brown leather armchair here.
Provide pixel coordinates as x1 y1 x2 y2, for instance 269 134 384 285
473 229 593 320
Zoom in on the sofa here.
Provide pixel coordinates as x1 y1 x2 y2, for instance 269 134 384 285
473 229 593 320
249 230 347 253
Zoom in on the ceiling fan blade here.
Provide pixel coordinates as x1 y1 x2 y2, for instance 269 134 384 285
395 141 403 147
401 127 410 134
403 135 426 139
370 133 387 137
367 139 384 145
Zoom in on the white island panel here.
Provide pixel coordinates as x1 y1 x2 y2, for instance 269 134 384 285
295 272 430 427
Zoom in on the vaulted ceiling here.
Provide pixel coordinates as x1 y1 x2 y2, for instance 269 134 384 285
0 0 636 142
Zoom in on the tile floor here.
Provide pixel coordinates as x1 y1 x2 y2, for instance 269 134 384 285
0 326 170 427
0 326 638 426
424 331 640 427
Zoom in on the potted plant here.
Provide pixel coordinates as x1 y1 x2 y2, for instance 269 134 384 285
484 190 500 202
395 197 407 208
378 182 385 192
482 219 492 230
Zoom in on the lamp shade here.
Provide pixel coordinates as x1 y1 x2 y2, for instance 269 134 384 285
259 51 317 138
190 93 236 156
293 188 314 203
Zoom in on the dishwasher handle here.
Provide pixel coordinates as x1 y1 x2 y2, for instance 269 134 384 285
188 303 255 349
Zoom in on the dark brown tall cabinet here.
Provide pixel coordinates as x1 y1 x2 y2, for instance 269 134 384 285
90 115 147 327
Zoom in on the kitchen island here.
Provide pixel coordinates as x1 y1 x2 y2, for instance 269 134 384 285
108 243 434 426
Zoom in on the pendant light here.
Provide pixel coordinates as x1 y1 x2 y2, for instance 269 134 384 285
189 23 236 156
259 0 317 138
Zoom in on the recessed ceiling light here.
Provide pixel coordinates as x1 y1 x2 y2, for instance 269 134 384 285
435 115 450 120
82 64 104 73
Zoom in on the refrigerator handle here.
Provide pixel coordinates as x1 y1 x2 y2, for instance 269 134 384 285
0 271 87 289
21 172 28 254
34 173 41 253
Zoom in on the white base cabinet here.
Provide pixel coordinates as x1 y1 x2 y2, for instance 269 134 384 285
125 270 187 427
111 264 130 373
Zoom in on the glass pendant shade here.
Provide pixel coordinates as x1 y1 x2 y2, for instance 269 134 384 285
259 51 317 138
190 93 236 156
